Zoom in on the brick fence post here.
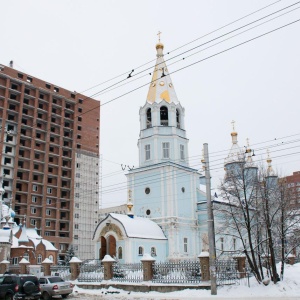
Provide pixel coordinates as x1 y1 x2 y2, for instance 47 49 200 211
0 259 10 273
198 251 210 281
287 254 295 265
140 253 155 281
102 255 115 280
41 258 53 276
233 254 246 278
19 258 30 274
69 257 82 280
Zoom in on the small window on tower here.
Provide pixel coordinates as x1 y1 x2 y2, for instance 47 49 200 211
145 144 150 161
160 106 168 126
146 108 152 128
176 109 181 128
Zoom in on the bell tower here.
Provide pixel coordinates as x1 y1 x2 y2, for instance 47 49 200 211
138 40 189 168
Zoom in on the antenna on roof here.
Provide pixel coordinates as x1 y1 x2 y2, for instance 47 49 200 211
9 60 13 68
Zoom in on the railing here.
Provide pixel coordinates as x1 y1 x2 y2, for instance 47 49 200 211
152 261 201 284
50 265 71 280
112 262 143 282
215 259 239 286
77 259 104 282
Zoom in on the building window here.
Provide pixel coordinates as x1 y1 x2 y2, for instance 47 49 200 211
74 235 78 239
30 219 36 226
48 255 54 262
146 108 152 128
12 257 18 265
160 106 168 126
75 213 79 218
162 142 170 159
151 247 157 257
75 224 79 229
46 198 52 205
79 99 83 104
46 221 51 227
145 144 150 161
76 183 80 188
75 193 79 198
220 237 224 252
176 109 181 128
75 203 79 208
32 185 38 192
37 254 42 264
78 107 82 113
78 116 82 121
145 187 150 194
118 247 123 259
184 238 188 253
180 144 185 160
31 207 37 214
47 188 52 194
46 209 51 216
76 173 80 178
233 238 236 251
32 196 37 203
138 246 144 256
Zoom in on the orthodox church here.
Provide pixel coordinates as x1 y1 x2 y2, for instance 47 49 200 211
93 40 209 263
93 40 274 263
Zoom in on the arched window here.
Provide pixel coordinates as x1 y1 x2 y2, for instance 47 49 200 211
146 108 152 128
23 252 29 262
176 109 180 128
160 106 168 126
37 254 42 264
151 247 156 257
48 255 54 262
118 247 123 259
138 246 144 256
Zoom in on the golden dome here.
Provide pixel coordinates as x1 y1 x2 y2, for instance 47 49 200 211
156 42 164 50
231 132 237 137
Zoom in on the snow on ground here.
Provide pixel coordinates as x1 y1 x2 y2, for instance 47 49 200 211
72 263 300 299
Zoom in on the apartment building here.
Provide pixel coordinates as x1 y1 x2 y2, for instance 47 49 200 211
0 63 100 260
285 171 300 209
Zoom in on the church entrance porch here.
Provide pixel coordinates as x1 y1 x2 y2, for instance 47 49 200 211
100 235 116 259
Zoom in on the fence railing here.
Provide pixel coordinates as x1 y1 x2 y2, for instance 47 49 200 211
112 262 143 282
50 265 71 280
153 261 201 284
216 259 239 286
78 259 104 282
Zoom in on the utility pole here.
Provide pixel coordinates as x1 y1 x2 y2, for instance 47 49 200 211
203 143 217 295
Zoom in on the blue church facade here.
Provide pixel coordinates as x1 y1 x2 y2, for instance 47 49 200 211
93 40 266 263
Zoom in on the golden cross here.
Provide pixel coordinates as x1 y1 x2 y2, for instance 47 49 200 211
157 31 162 42
231 120 235 131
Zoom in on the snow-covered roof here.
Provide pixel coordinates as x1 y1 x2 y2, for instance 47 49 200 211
41 239 57 251
95 213 167 240
0 228 11 243
26 228 42 239
110 213 167 240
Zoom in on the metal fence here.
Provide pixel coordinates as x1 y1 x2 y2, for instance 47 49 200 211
152 261 201 284
112 262 143 282
78 259 104 282
50 265 71 280
215 259 239 286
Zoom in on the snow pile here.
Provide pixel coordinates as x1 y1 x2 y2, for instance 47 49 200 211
72 262 300 299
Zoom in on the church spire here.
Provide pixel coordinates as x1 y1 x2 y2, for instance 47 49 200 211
146 34 179 104
224 121 244 166
266 149 276 176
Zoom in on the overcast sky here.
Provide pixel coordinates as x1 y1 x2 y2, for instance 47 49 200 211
2 0 300 208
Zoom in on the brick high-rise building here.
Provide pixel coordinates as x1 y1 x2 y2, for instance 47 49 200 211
285 171 300 209
0 63 100 261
